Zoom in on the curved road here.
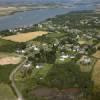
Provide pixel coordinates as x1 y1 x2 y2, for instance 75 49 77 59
9 56 28 100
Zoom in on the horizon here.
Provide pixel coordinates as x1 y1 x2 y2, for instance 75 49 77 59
0 0 99 4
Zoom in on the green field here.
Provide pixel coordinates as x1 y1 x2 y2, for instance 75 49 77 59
0 64 18 100
0 38 26 52
0 64 17 83
0 38 18 52
0 83 17 100
15 61 93 100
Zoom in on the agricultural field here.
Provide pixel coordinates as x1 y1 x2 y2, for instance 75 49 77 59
0 64 18 100
92 60 100 89
0 56 21 65
93 50 100 59
0 38 23 52
14 61 92 100
0 39 22 65
15 64 53 100
0 64 18 83
0 36 23 99
0 52 21 100
2 31 48 42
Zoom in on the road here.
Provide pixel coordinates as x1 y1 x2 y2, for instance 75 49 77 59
9 56 28 100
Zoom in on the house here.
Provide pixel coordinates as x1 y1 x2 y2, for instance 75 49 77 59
16 49 25 54
76 35 80 39
34 47 39 51
79 48 86 54
9 29 13 32
32 45 40 51
59 54 69 61
73 45 80 52
23 63 31 68
38 24 43 28
80 56 91 65
19 28 23 31
61 55 69 59
21 50 26 54
13 29 17 32
70 56 75 59
36 64 43 69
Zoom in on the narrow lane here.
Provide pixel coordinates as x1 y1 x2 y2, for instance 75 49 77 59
9 56 28 100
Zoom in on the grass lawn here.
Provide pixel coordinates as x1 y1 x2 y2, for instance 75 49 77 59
0 64 17 100
0 83 17 100
14 64 53 100
0 38 19 52
32 64 53 78
78 39 93 45
55 58 71 64
15 64 53 82
46 32 66 38
0 64 18 83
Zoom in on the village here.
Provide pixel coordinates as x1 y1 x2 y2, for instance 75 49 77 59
13 12 100 73
0 11 100 100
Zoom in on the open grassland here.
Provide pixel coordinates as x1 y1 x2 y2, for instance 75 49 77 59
0 38 21 52
92 60 100 87
0 64 18 83
0 63 19 100
0 52 19 58
0 83 17 100
0 52 20 100
15 62 84 100
15 64 53 98
2 31 48 42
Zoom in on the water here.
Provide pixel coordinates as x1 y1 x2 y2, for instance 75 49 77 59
0 4 94 31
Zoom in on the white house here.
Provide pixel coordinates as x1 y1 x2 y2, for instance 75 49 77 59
16 49 25 54
70 56 75 59
59 54 69 61
36 64 43 69
23 63 31 68
80 56 91 65
33 46 39 51
61 55 69 59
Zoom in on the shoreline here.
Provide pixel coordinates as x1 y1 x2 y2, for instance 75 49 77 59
0 5 69 17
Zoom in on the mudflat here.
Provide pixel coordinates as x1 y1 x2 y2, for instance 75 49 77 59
0 6 34 16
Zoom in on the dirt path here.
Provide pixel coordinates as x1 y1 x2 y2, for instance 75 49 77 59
9 57 28 100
